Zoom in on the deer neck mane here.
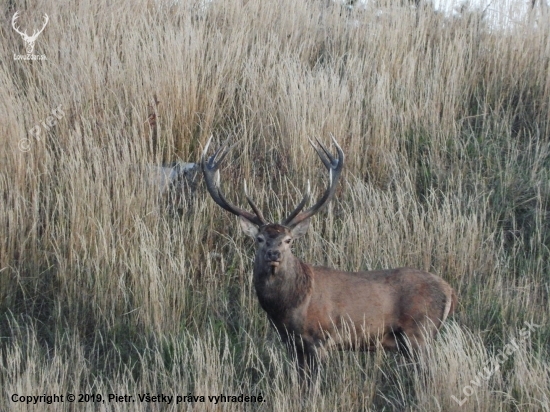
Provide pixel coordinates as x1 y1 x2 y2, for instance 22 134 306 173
253 255 313 322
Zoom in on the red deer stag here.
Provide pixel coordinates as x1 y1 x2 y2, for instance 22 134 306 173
201 136 457 377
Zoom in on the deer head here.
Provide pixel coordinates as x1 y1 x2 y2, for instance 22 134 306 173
201 136 344 273
12 11 49 55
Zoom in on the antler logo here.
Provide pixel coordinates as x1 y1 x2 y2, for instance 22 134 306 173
12 11 49 55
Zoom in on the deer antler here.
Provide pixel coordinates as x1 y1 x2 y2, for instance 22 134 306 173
282 135 344 228
202 135 344 228
201 136 267 226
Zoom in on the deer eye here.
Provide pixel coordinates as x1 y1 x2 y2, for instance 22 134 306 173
256 237 264 243
284 238 292 244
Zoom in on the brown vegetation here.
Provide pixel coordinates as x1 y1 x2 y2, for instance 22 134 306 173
0 0 548 410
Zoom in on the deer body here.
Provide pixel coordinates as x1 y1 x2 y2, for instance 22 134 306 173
242 221 456 371
201 136 457 376
256 263 455 352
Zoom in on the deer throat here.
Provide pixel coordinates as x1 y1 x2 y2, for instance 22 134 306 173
253 259 312 317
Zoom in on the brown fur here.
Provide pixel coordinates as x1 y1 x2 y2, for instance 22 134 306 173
243 222 457 376
202 138 457 378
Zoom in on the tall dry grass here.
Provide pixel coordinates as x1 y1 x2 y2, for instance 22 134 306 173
1 0 549 410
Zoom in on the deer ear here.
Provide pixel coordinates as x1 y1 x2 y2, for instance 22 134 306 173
291 218 310 238
239 216 259 238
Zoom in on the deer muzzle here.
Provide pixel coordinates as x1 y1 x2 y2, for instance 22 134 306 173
265 250 281 266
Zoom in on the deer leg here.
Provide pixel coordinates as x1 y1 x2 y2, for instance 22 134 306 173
294 344 321 386
380 328 421 360
393 328 431 362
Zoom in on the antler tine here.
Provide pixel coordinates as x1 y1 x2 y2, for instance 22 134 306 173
282 180 310 226
284 137 344 228
212 138 234 164
308 138 332 170
244 180 267 224
201 137 267 226
312 135 344 170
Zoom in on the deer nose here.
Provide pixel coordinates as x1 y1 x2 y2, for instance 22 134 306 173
265 250 281 262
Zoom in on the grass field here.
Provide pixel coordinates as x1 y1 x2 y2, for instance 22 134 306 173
1 0 549 410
